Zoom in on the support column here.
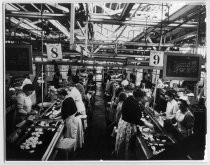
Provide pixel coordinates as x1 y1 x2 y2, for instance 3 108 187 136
195 7 201 54
70 3 75 50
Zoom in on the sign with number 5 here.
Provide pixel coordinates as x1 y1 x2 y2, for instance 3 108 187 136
149 51 164 67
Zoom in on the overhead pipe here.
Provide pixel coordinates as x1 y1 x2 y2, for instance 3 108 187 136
6 11 68 19
90 17 197 28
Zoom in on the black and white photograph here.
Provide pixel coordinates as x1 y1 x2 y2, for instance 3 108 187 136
2 0 208 162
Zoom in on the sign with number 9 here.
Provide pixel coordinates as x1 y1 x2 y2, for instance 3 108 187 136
149 51 164 67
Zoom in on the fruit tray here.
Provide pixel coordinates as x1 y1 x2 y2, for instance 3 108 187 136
41 101 62 120
138 125 174 157
13 127 58 160
31 120 62 128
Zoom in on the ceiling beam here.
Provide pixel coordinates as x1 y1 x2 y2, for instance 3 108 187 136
45 4 54 13
5 4 43 37
31 3 40 12
28 4 70 39
22 19 42 31
96 4 122 16
131 5 202 42
93 45 103 53
6 3 20 11
113 3 135 20
90 13 198 24
6 5 70 39
114 4 141 41
15 3 28 11
47 3 69 13
76 21 85 36
167 31 197 43
49 20 69 37
90 17 197 28
6 11 68 19
160 6 205 40
31 19 42 25
8 17 42 36
146 36 156 50
75 40 174 47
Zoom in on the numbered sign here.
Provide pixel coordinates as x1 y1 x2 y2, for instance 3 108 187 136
47 44 62 60
149 51 164 67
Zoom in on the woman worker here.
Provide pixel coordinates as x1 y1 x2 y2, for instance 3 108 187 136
57 89 84 150
164 90 179 120
16 84 37 123
174 99 194 137
115 88 153 159
66 82 86 116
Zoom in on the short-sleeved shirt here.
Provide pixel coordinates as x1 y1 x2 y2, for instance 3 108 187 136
16 92 32 114
75 83 85 99
121 96 144 125
166 99 179 119
121 79 129 87
175 110 194 136
67 87 86 115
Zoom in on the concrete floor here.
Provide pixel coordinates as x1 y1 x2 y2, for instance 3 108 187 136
71 82 115 160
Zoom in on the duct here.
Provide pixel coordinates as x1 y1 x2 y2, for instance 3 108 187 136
113 3 135 20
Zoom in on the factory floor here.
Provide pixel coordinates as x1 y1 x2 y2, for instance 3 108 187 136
55 82 115 161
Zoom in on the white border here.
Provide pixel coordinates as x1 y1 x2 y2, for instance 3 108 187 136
1 0 209 165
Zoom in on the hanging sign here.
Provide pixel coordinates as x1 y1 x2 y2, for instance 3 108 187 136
6 44 33 74
47 44 62 60
149 51 164 67
163 52 201 81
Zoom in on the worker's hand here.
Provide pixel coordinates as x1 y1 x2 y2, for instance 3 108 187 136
142 119 154 130
30 110 38 115
145 102 150 108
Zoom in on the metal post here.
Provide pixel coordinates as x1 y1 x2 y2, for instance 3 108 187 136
41 65 44 107
195 7 201 54
40 4 44 114
70 3 75 50
152 69 158 113
83 19 88 63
